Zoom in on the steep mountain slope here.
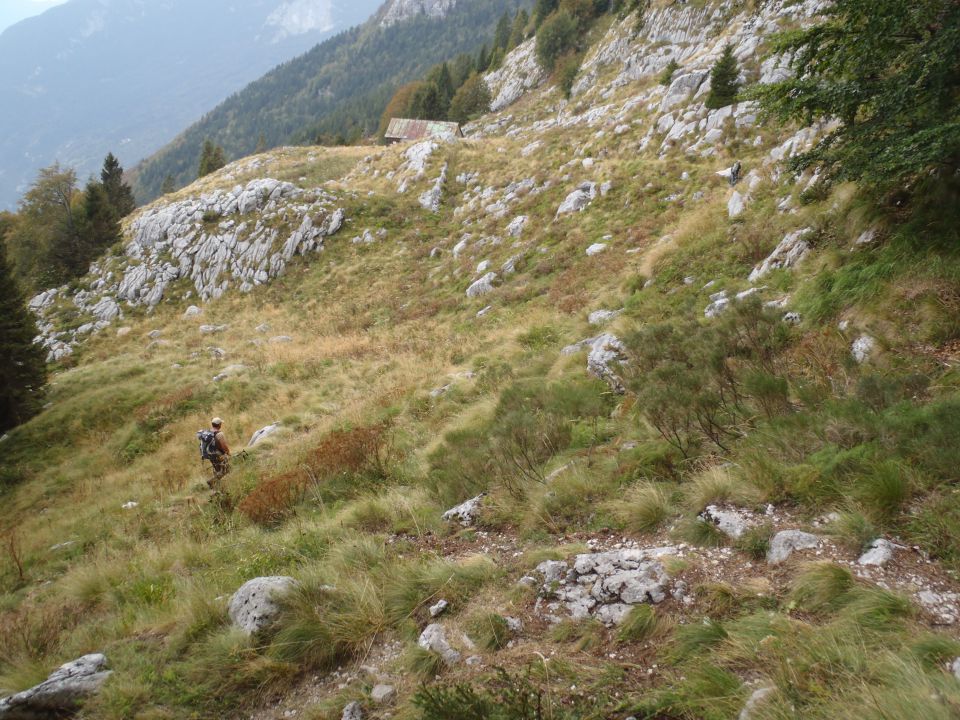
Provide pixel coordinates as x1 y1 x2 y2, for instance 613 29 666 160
3 2 960 719
130 0 530 204
0 0 383 210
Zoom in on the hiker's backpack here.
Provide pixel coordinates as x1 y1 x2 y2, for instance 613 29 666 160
197 430 220 460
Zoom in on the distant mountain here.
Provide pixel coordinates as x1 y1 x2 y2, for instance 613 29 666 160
0 0 66 35
130 0 529 204
0 0 383 210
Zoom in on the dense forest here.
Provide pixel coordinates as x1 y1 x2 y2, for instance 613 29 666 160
131 0 531 203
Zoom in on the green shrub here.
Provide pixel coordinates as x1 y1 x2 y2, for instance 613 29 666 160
467 613 512 651
536 10 579 71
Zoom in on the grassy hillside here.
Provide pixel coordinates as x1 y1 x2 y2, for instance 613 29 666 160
3 2 960 719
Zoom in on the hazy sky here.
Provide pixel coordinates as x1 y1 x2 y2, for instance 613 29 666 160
0 0 68 35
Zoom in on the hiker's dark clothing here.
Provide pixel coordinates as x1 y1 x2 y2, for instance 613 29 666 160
209 429 230 480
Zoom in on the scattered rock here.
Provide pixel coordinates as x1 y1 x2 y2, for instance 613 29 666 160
248 423 281 447
534 547 676 625
116 327 132 337
0 654 112 719
506 215 528 237
858 539 895 567
430 599 450 618
269 335 293 344
371 684 396 704
855 228 879 246
951 657 960 680
588 309 621 326
228 576 297 635
699 505 755 540
122 501 138 510
466 272 498 298
586 243 607 256
341 701 364 720
199 324 227 335
749 229 812 282
418 624 461 665
738 686 775 720
767 530 819 565
728 191 746 218
556 182 598 216
442 495 484 526
851 335 876 364
183 305 202 318
917 590 960 625
586 334 627 394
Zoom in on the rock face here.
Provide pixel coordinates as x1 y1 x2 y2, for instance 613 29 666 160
484 38 547 112
380 0 456 27
0 654 112 719
767 530 819 565
442 495 484 526
228 576 297 635
749 229 812 282
418 624 461 664
341 701 364 720
534 547 676 626
30 178 345 361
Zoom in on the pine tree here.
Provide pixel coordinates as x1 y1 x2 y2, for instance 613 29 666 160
160 175 176 195
409 82 446 120
475 44 490 73
508 9 529 49
198 139 227 178
494 12 512 50
0 236 46 433
427 63 455 108
534 0 558 27
81 180 120 260
255 133 267 153
705 44 740 109
100 153 136 217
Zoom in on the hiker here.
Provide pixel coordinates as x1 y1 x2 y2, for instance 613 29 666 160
198 417 231 484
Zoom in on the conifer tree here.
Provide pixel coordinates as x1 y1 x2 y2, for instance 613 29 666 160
81 180 120 260
100 153 136 217
160 175 176 195
706 44 740 109
198 139 226 178
534 0 559 27
508 9 529 49
0 235 46 433
409 82 446 120
475 44 490 73
494 12 512 50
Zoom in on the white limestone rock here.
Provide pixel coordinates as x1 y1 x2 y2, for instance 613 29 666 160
767 530 819 565
228 576 297 635
738 686 775 720
858 539 895 567
484 38 546 112
442 495 484 526
466 272 498 298
728 191 746 218
556 182 598 216
699 505 755 540
586 243 607 256
506 215 528 237
588 309 621 325
371 684 396 704
248 423 281 447
418 624 461 665
749 229 813 282
586 334 627 394
381 0 455 27
851 335 876 364
0 654 112 719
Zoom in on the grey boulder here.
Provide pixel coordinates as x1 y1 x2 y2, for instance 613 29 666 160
767 530 819 565
0 654 112 719
228 576 297 635
418 624 461 665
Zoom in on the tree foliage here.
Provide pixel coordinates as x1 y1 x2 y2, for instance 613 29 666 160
0 236 46 433
705 44 740 109
536 10 579 71
751 0 960 189
449 73 492 124
198 139 227 178
100 153 136 218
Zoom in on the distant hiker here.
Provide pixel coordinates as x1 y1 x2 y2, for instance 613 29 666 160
729 160 742 186
198 417 231 485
